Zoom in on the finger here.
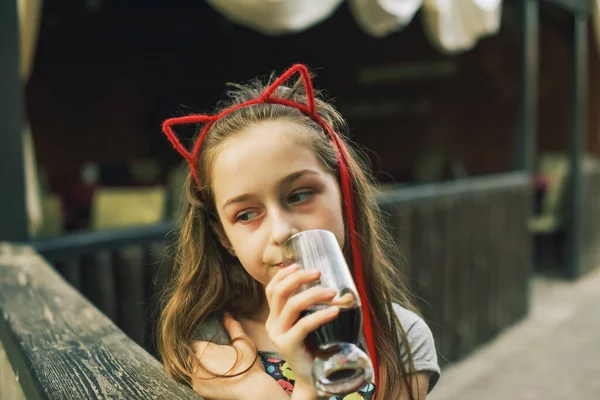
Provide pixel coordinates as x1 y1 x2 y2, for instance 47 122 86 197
267 268 322 316
284 306 339 345
223 312 248 340
265 263 300 299
278 286 337 331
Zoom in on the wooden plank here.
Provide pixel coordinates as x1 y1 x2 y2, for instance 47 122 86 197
486 189 506 332
455 193 475 359
380 200 414 294
486 190 501 340
376 172 529 206
53 259 82 291
80 251 118 322
114 246 147 347
145 241 174 357
393 203 414 293
31 221 176 261
440 196 458 363
465 193 482 354
0 243 200 400
428 201 447 362
517 185 533 319
410 201 442 357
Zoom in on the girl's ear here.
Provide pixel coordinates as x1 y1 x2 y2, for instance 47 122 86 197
210 221 236 257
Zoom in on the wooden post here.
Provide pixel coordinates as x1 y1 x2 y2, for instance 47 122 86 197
515 0 539 173
566 11 589 279
515 0 538 309
0 0 28 241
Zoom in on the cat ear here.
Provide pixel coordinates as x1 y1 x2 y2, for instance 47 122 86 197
260 64 317 116
161 114 217 183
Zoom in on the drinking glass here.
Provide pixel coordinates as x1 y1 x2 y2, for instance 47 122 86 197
282 229 374 396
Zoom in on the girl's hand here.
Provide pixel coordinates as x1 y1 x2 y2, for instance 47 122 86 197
264 264 340 396
191 313 284 400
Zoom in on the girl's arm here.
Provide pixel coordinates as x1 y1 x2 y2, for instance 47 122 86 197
400 373 431 400
191 345 317 400
191 313 294 400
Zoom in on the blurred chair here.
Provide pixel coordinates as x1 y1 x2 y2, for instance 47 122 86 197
90 186 167 231
529 152 569 234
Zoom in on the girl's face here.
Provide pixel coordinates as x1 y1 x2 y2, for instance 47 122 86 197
211 120 345 285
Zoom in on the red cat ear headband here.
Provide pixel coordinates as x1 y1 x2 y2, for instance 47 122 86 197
161 64 379 384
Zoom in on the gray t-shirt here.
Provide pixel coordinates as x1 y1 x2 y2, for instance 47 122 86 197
194 303 441 393
391 303 441 393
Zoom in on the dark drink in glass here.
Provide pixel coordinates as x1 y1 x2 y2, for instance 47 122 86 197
300 306 362 358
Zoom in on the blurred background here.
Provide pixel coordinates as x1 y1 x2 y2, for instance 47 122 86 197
1 0 599 399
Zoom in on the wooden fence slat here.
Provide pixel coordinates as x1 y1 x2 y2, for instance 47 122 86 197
441 196 457 363
145 241 174 358
388 202 414 293
114 246 147 347
81 251 118 321
463 194 479 356
54 259 82 291
485 190 501 341
454 195 469 361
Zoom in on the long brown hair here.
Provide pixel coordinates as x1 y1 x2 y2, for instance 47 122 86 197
158 71 420 398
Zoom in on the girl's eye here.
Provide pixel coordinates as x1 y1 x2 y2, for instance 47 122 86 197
236 210 258 222
288 191 313 204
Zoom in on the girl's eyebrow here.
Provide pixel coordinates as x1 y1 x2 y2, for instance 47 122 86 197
221 169 319 210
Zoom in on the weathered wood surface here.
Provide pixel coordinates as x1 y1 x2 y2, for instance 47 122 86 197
380 172 532 365
0 243 200 400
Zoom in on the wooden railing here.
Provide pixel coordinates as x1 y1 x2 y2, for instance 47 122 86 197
31 221 177 358
0 243 200 399
378 172 532 363
27 172 532 370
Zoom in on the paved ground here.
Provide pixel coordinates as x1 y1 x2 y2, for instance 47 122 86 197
429 267 600 400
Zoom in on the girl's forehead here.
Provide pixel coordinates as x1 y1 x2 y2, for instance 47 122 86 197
213 121 313 170
210 121 323 198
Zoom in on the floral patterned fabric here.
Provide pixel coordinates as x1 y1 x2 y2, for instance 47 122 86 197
259 352 375 399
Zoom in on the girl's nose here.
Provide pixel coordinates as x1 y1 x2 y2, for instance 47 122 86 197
270 207 298 246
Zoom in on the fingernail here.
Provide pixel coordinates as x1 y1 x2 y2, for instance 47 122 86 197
324 288 337 297
326 306 339 315
308 269 320 276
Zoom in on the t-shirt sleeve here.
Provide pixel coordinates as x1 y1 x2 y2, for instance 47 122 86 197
392 303 441 393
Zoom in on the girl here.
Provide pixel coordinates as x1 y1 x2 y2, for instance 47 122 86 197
158 64 440 399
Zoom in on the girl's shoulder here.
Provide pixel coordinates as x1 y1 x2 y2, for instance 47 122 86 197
391 303 441 393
